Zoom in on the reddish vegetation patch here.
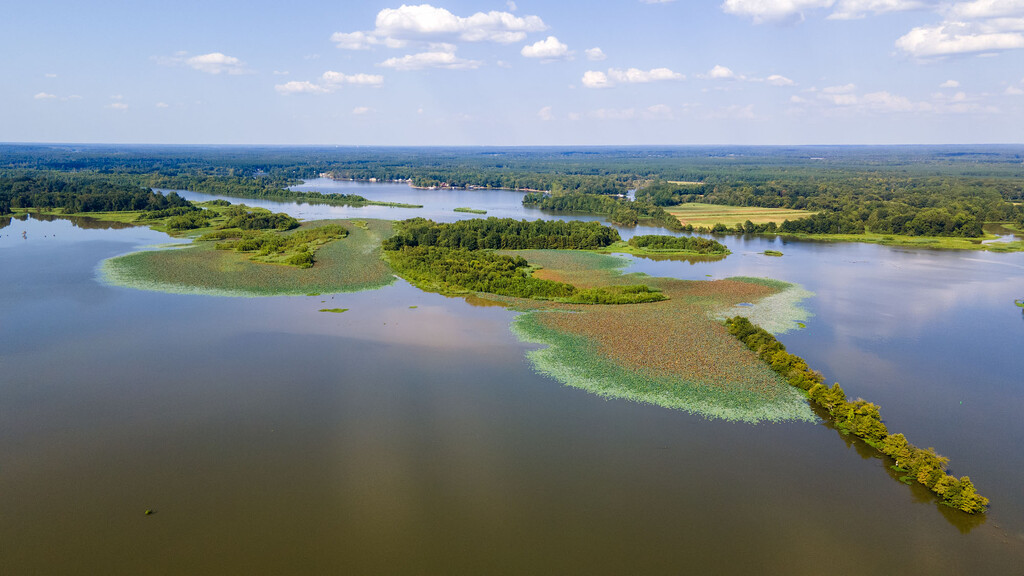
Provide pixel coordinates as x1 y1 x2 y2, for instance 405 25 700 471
506 250 791 400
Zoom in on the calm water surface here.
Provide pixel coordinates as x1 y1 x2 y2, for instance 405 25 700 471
2 184 1023 574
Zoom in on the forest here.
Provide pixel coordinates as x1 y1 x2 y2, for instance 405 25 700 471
725 316 989 514
383 217 621 251
0 172 192 215
4 144 1022 236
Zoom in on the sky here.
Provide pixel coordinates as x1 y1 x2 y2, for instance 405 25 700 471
3 0 1024 145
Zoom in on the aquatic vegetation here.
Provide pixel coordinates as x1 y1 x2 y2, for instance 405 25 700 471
454 207 487 214
513 312 815 423
101 219 395 297
763 250 783 257
319 308 349 313
204 223 348 268
713 277 813 335
502 253 816 423
726 316 989 514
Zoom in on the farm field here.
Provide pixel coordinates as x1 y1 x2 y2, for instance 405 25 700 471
666 203 816 228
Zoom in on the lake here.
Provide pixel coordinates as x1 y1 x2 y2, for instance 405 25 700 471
2 181 1023 574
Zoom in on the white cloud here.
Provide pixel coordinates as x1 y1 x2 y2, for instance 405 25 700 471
44 73 57 78
538 106 554 121
380 45 482 70
352 106 374 115
521 36 570 59
365 4 546 45
107 102 129 110
896 21 1024 56
705 64 738 79
612 67 684 82
581 70 611 88
721 0 835 23
275 80 330 94
947 0 1024 20
322 71 384 86
582 67 683 88
507 0 517 11
1006 85 1024 95
766 74 796 85
275 71 383 95
155 102 169 108
186 52 247 75
940 79 960 87
829 0 933 20
585 47 607 61
33 92 56 100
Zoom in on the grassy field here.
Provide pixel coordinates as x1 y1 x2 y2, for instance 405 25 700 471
666 203 816 227
495 251 816 423
102 218 396 296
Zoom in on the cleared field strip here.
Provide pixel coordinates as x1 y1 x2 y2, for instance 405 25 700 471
667 203 815 227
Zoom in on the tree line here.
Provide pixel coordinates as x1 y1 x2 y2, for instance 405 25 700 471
383 217 621 251
725 316 989 514
0 173 192 215
522 192 685 232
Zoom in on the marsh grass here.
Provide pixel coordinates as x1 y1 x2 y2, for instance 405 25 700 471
101 219 396 296
453 207 487 214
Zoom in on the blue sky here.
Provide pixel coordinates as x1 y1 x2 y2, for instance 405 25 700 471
4 0 1024 145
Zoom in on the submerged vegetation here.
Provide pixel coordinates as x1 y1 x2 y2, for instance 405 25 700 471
725 316 989 514
102 219 396 296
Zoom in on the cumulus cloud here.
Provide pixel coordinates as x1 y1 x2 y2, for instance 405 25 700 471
723 0 934 22
704 65 739 79
156 102 169 108
186 52 247 75
721 0 835 23
352 106 374 115
380 44 482 70
829 0 934 20
34 92 57 100
585 47 607 61
766 74 796 85
581 70 611 88
823 83 857 93
275 81 330 94
521 36 570 59
275 71 384 94
1006 85 1024 95
107 102 129 110
582 67 684 87
538 106 554 121
940 79 961 87
334 4 547 50
322 71 385 85
896 20 1024 57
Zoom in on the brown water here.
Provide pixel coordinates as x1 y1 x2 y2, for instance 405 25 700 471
2 203 1024 574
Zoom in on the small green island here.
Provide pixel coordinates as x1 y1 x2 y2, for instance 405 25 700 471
454 207 487 214
763 250 783 257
